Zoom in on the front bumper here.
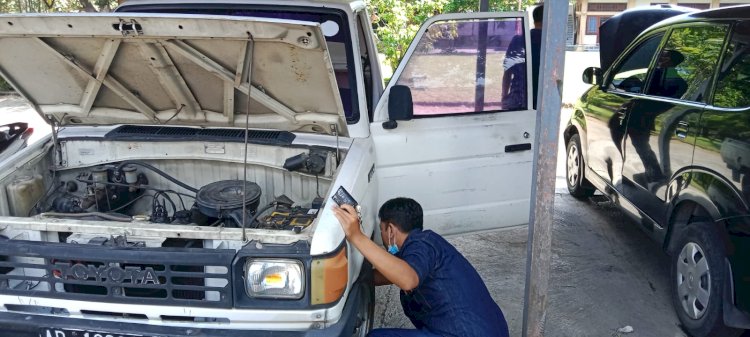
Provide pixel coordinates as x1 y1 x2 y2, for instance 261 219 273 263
0 282 363 337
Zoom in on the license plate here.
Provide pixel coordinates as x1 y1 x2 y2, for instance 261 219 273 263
40 328 148 337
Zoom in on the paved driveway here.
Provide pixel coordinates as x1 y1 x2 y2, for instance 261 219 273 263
374 194 686 337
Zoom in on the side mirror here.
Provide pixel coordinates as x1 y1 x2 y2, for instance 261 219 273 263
383 85 413 130
582 67 603 85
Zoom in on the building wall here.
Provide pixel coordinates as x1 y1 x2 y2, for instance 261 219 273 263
574 0 749 45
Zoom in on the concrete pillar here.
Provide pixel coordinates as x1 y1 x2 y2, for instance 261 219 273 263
577 0 588 45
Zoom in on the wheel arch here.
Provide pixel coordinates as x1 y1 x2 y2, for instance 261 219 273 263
664 167 745 254
564 109 587 146
665 167 750 316
664 199 718 255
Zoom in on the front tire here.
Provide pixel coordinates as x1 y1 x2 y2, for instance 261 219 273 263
353 283 374 337
353 261 374 337
566 134 595 198
670 222 742 337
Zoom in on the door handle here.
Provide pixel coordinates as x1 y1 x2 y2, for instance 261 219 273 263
505 143 532 152
675 121 689 139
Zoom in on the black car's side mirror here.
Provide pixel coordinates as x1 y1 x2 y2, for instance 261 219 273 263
582 67 603 85
383 85 414 130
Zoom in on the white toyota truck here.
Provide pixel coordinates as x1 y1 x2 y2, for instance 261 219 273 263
0 1 535 336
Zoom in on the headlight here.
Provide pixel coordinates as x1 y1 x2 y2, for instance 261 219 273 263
244 259 304 299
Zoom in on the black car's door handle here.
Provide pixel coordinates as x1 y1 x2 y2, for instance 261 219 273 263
675 121 689 139
505 143 532 152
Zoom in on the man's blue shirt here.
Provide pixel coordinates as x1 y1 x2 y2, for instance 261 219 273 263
396 229 509 337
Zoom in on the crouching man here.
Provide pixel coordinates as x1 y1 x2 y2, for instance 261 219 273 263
333 197 510 337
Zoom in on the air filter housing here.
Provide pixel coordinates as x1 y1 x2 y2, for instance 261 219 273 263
195 180 262 219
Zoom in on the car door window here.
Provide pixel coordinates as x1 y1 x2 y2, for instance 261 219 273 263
394 18 527 116
647 25 728 102
608 34 664 93
714 21 750 108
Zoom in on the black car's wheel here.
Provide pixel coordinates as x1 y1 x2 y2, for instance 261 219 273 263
671 222 742 337
566 134 595 198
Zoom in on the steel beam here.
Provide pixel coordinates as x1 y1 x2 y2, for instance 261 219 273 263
164 40 298 123
34 37 159 122
137 41 202 118
80 39 120 116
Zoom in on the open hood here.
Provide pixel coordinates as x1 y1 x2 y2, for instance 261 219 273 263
599 5 695 72
0 13 346 135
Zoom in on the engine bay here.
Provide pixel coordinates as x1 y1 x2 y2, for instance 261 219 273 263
9 148 333 240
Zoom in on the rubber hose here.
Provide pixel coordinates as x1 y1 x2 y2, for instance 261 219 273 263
231 203 275 230
116 161 198 193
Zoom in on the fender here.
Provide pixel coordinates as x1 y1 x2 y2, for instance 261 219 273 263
668 167 750 314
667 167 749 225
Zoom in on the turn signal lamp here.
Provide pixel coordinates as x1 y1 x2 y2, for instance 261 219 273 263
310 246 348 305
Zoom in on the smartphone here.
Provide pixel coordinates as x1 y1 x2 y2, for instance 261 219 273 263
331 186 358 207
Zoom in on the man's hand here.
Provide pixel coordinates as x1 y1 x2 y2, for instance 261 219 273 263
332 204 420 291
332 204 362 239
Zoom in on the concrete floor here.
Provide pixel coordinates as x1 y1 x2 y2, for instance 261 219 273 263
374 193 688 337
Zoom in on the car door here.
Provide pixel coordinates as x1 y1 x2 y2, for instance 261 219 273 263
621 23 728 229
696 20 750 203
583 32 665 188
370 12 535 235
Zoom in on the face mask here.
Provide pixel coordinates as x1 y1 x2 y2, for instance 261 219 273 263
387 227 399 255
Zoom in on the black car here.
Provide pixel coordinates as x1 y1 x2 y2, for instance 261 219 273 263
565 5 750 337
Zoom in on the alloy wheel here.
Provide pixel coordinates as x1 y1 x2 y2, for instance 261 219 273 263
567 142 580 187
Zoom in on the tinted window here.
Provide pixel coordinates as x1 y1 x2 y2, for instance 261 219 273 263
647 25 727 101
714 21 750 108
395 18 527 116
609 34 663 93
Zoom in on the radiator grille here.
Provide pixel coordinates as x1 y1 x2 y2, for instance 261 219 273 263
0 240 234 308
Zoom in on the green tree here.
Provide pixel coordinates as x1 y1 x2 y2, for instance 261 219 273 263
444 0 531 12
367 0 537 70
0 0 117 14
367 0 450 71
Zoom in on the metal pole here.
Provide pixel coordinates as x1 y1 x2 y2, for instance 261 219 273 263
479 0 489 11
473 0 490 111
522 0 568 336
473 21 488 111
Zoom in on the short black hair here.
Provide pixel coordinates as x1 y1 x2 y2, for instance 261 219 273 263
378 197 423 233
533 5 544 23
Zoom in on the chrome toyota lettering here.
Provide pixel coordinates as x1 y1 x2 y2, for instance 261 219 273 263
54 262 160 284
